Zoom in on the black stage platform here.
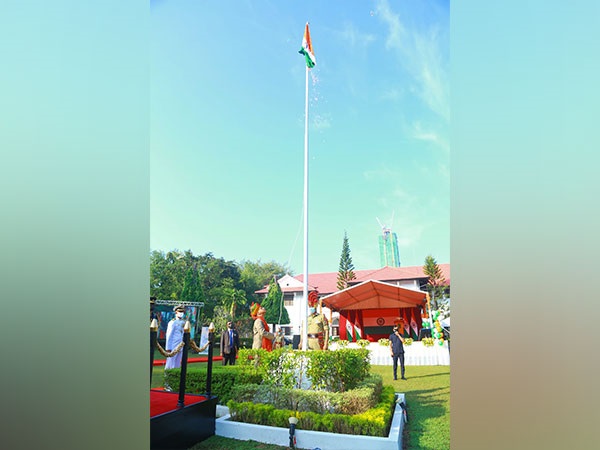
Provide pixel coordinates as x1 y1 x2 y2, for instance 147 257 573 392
150 389 217 450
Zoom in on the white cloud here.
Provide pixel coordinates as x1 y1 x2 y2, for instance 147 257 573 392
375 0 449 121
337 21 376 49
412 121 450 153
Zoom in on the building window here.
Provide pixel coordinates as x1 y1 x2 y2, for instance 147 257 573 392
284 294 294 306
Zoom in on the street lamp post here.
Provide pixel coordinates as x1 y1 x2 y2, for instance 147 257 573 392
288 416 298 449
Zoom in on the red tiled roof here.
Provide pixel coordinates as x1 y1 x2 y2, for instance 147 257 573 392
255 264 450 295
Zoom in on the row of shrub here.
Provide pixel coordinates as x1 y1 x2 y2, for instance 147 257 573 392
332 339 371 348
164 348 372 402
378 337 413 346
236 347 370 392
163 365 262 404
229 373 383 415
227 385 397 437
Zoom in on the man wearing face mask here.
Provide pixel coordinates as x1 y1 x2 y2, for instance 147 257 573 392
305 291 329 351
389 323 406 380
165 304 186 371
220 321 240 365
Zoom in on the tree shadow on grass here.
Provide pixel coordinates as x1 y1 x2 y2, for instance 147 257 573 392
403 387 450 450
404 370 450 380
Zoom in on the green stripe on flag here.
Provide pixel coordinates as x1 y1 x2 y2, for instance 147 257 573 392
299 48 315 68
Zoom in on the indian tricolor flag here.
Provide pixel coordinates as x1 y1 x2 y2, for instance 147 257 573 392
410 308 419 339
298 23 316 69
343 315 353 342
353 323 362 341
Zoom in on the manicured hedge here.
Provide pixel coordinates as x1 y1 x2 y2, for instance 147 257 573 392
227 385 397 437
237 347 370 391
164 364 262 403
228 374 383 415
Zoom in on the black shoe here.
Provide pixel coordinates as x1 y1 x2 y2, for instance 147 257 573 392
401 377 407 380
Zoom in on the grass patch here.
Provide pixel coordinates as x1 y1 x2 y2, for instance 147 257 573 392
189 435 286 450
370 365 450 450
151 350 221 389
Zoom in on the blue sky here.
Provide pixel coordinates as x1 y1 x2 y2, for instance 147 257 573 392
151 0 449 274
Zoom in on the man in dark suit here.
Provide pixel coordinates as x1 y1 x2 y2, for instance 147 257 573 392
389 325 406 380
220 321 240 366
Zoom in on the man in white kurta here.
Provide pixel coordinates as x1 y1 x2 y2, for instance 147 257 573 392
165 305 186 370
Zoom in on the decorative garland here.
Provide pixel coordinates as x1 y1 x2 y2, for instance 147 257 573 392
155 340 185 357
189 339 210 354
154 339 210 357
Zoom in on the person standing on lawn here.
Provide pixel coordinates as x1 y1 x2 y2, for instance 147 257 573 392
251 303 274 351
273 326 285 349
165 304 186 370
389 324 406 380
305 291 329 350
220 320 240 365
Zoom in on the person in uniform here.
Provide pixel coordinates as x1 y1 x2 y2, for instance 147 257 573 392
306 291 329 351
165 304 186 370
273 326 285 349
251 303 274 351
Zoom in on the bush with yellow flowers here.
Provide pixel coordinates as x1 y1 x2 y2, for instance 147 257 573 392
356 339 370 348
421 337 435 347
378 338 390 347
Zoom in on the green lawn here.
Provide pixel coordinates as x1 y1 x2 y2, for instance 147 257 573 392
371 365 450 450
151 348 221 389
151 363 450 450
190 436 287 450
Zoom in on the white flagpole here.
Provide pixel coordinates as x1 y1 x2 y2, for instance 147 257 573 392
301 63 309 351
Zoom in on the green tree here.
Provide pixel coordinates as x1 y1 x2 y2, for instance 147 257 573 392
150 249 291 330
239 259 291 304
219 278 247 320
180 264 205 303
337 231 357 291
150 249 188 300
262 276 290 326
196 253 243 322
423 255 447 310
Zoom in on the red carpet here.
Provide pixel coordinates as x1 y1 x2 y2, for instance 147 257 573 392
150 388 208 417
153 356 223 366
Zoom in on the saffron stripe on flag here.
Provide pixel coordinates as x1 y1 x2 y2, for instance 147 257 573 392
298 22 316 68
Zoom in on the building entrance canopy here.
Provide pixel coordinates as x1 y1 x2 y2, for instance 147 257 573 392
320 280 426 311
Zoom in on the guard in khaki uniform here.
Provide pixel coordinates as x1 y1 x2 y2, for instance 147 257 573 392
306 291 329 350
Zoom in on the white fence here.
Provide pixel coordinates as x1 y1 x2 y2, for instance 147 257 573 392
329 341 450 366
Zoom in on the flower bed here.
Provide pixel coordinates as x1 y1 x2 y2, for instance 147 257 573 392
216 393 406 450
227 385 395 436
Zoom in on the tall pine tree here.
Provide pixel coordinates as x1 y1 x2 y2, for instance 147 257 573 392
423 255 446 310
337 231 357 291
180 265 207 334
